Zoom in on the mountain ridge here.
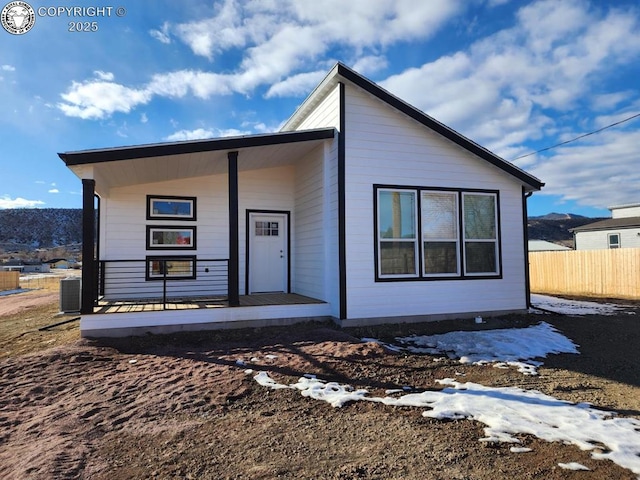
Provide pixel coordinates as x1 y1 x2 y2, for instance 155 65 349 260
0 208 604 252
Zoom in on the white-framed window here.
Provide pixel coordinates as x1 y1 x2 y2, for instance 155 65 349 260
608 233 621 249
375 186 501 280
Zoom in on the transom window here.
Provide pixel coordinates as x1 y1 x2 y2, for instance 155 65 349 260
255 221 279 236
375 186 501 280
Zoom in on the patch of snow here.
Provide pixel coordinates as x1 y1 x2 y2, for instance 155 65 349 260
394 322 578 375
265 354 278 360
510 447 533 453
558 462 590 471
531 294 629 316
254 373 640 476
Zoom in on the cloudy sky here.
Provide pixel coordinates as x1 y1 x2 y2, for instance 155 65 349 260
1 0 639 217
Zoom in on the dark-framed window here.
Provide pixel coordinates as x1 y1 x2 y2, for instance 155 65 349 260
146 195 197 221
146 226 197 250
608 233 621 249
375 185 501 281
145 255 196 281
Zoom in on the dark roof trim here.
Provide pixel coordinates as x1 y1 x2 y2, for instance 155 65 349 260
570 216 640 232
58 128 336 166
334 63 544 190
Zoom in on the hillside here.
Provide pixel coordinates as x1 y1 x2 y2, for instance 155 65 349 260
527 213 604 247
0 208 603 252
0 208 82 251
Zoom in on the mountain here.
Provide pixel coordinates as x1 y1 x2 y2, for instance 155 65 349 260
0 208 607 253
527 213 605 246
0 208 82 251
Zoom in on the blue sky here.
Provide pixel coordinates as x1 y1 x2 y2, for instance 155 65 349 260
1 0 639 217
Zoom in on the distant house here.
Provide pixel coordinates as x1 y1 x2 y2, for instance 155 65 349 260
571 204 640 250
45 258 72 269
59 62 544 338
1 260 50 273
528 240 571 252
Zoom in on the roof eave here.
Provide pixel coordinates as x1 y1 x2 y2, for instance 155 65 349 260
58 128 336 166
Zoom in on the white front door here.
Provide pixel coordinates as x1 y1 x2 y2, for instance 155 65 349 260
248 213 288 293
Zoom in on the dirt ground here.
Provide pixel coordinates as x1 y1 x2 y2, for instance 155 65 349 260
0 289 639 479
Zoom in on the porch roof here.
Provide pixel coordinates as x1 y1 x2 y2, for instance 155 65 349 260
58 128 335 190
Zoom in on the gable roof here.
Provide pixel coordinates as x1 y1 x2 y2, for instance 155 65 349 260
570 217 640 232
282 63 544 191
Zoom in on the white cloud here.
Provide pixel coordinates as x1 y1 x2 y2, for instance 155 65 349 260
265 70 326 98
58 78 151 120
140 113 148 124
48 189 59 194
0 196 45 208
1 65 15 72
164 128 215 141
164 127 253 142
149 21 171 44
93 70 114 81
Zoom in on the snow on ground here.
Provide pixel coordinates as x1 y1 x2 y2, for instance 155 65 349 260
530 294 631 316
254 373 640 475
253 318 640 476
395 321 578 375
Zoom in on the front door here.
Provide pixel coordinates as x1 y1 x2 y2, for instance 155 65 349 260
248 212 288 294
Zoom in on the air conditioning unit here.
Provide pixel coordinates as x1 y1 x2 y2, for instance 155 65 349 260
60 277 81 313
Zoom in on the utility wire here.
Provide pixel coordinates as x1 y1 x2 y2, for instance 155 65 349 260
510 111 640 161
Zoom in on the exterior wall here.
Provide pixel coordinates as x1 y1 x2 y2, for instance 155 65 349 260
611 205 640 218
575 228 640 250
99 165 298 299
294 84 341 131
290 84 341 317
293 139 340 314
341 84 528 320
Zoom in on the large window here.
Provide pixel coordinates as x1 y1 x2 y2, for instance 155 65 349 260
375 186 500 280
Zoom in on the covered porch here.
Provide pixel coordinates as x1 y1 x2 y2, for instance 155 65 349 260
59 128 339 336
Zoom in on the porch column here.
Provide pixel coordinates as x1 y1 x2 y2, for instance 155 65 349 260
81 179 96 314
228 151 240 306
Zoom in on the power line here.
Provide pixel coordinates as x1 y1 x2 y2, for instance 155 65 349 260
510 111 640 161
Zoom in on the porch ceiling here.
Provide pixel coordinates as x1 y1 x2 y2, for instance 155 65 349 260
60 128 334 190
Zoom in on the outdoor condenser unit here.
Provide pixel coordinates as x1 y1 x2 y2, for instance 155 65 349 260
60 277 81 313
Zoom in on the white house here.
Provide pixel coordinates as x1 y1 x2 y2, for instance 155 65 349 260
59 63 544 337
571 204 640 250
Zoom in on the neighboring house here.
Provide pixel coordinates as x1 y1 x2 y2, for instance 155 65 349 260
528 240 571 252
45 258 71 269
59 63 544 337
1 260 50 273
571 204 640 250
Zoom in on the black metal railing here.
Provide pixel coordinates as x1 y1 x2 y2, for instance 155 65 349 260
96 258 228 309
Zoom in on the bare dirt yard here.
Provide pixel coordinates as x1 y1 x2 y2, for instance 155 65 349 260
0 289 639 479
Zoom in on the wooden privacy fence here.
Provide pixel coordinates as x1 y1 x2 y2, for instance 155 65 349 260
529 248 640 299
0 271 20 291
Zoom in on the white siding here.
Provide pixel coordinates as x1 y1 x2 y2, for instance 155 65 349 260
99 166 299 299
611 205 640 218
575 228 640 250
342 84 528 320
293 139 340 314
290 84 341 316
294 84 341 131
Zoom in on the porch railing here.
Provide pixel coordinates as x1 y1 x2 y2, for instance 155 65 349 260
96 258 229 309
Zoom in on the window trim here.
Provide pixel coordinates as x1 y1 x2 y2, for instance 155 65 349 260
146 195 197 221
145 255 197 281
146 225 197 250
375 188 419 278
374 184 502 282
461 191 500 276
